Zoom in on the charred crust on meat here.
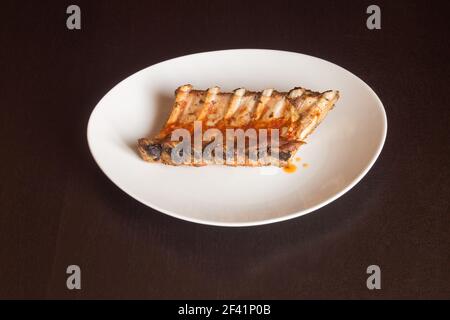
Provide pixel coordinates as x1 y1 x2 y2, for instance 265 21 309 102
279 151 292 161
146 143 162 160
163 146 172 155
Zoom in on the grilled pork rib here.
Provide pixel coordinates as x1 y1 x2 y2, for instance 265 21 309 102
138 85 339 167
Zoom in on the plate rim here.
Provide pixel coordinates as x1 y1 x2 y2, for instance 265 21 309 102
87 48 388 227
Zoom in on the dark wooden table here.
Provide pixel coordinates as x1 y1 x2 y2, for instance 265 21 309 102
1 0 449 299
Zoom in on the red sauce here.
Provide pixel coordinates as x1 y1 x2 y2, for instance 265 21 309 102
283 162 297 173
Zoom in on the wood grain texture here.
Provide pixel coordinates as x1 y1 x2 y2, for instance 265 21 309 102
0 0 449 299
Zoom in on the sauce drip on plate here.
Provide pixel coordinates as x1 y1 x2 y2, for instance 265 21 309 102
283 162 297 173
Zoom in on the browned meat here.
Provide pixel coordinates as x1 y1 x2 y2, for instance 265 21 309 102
138 84 339 167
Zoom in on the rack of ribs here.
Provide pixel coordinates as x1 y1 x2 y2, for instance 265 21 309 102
138 84 339 167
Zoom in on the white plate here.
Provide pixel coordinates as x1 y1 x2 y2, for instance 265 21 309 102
87 49 387 227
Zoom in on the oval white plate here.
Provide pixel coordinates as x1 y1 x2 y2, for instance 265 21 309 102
87 49 387 227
